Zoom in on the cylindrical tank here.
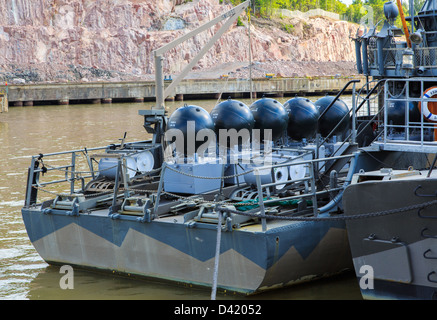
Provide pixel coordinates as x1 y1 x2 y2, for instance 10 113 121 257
166 104 215 156
243 162 289 190
315 96 350 137
283 97 319 141
210 99 254 148
387 96 420 125
250 97 289 143
135 151 155 173
98 157 137 180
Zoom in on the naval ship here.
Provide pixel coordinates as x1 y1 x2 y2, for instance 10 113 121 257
20 1 420 296
343 0 437 300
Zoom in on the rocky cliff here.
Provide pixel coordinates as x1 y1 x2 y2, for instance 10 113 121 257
0 0 358 83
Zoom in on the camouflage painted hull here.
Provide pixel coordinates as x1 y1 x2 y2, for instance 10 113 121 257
344 172 437 300
22 206 352 294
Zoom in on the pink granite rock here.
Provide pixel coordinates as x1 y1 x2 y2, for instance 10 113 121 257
0 0 358 82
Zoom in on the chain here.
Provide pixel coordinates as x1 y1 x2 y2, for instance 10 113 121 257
32 185 437 221
32 184 243 206
33 186 65 196
217 200 437 221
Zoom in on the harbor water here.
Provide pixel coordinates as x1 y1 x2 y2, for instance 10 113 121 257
0 96 363 300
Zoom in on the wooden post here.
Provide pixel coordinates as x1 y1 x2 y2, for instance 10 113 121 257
1 83 8 112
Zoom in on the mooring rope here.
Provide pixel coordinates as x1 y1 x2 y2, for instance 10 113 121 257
210 209 222 300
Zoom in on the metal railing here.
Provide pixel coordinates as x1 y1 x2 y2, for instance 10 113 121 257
368 47 402 69
25 147 101 207
380 78 437 151
154 145 358 231
251 153 358 231
317 79 386 157
24 141 155 208
415 47 437 69
368 46 437 70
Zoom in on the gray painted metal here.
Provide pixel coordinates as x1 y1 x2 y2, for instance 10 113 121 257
344 169 437 298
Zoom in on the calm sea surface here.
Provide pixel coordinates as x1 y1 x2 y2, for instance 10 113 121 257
0 96 362 300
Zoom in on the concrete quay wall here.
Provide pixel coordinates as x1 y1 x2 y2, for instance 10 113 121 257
4 76 364 106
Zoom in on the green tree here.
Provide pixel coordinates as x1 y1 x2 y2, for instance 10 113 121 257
345 0 364 24
366 0 386 25
413 0 426 15
226 0 414 26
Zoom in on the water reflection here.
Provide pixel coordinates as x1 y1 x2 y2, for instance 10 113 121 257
26 265 359 300
0 97 361 300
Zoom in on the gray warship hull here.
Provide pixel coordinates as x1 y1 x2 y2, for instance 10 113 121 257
344 170 437 300
19 0 387 297
343 0 437 299
22 204 351 294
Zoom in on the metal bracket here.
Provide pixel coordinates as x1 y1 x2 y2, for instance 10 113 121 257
170 196 203 214
362 234 413 283
139 199 153 223
414 185 437 198
139 109 166 133
119 197 154 222
421 228 437 239
424 249 437 259
418 207 437 219
427 271 437 283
